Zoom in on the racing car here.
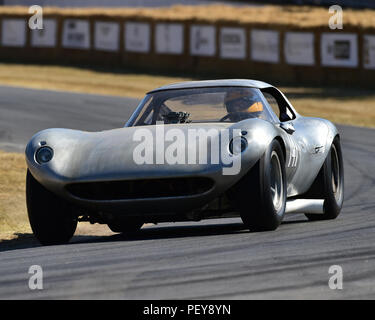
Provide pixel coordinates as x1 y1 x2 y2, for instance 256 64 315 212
25 79 344 245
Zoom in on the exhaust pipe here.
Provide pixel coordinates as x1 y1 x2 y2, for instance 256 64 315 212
286 199 324 214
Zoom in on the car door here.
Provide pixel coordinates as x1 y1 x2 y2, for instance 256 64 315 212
261 86 331 196
260 87 304 196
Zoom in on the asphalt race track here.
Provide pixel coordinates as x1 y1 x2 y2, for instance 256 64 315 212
0 86 139 152
0 85 375 299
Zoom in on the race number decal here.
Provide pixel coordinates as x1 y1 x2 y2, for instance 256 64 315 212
288 146 298 168
286 135 299 168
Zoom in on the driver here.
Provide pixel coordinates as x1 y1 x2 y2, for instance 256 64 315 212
224 89 264 121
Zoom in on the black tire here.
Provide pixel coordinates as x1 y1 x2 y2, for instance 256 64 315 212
305 136 344 221
26 170 77 245
235 139 287 231
107 219 143 234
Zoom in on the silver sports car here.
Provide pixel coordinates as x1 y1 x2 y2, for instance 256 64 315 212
25 80 344 245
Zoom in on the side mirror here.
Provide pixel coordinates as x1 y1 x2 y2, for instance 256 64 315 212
280 122 295 135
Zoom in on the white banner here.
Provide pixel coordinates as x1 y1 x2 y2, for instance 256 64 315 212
364 35 375 70
1 19 26 47
220 27 246 59
321 33 358 68
284 32 315 66
31 19 57 48
94 21 119 52
251 29 279 63
125 22 150 53
62 19 90 49
190 25 216 56
155 23 184 55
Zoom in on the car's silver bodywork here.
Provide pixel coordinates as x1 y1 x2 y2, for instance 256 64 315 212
25 80 339 221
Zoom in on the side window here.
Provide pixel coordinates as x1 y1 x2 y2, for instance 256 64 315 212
263 92 280 119
261 88 295 122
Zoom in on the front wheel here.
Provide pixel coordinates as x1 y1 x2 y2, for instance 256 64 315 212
234 139 287 231
26 170 77 245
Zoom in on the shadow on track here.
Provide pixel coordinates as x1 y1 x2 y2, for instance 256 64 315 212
0 217 310 252
117 222 248 242
0 232 113 253
72 218 309 244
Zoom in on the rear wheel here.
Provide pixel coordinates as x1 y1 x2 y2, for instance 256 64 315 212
234 139 287 231
26 170 77 245
305 136 344 221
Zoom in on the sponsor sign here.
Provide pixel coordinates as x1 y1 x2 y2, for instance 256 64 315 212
220 27 246 59
190 25 216 56
155 23 184 54
62 19 90 49
125 22 150 53
251 29 279 63
321 33 358 68
1 19 26 47
31 18 57 48
284 32 315 66
94 21 119 52
363 35 375 70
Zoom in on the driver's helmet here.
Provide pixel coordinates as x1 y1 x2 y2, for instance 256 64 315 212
224 89 263 120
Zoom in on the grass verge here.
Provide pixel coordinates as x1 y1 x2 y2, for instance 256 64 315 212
0 151 30 241
0 151 113 245
0 63 190 99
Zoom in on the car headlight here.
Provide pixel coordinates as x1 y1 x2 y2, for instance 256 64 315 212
229 136 248 155
35 146 54 164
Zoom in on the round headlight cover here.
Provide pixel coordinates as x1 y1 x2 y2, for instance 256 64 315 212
35 147 54 164
229 136 248 155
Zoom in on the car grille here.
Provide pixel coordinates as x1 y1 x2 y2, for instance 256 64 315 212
65 177 214 201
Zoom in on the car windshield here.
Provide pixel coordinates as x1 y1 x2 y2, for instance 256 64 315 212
129 87 276 126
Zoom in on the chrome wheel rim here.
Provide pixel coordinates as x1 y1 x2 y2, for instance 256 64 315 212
331 144 341 201
270 151 283 211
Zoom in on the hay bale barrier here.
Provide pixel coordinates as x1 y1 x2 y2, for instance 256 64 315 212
0 5 375 88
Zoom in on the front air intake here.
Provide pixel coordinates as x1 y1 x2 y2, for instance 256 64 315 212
66 177 214 201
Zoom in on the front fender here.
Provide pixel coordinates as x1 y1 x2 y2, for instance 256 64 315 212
229 118 281 174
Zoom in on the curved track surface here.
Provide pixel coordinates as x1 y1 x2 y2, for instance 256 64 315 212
0 86 375 299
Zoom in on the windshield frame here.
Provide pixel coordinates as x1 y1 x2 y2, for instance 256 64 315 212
125 86 278 127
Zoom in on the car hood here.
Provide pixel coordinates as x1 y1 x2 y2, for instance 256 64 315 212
26 123 238 182
26 119 278 195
